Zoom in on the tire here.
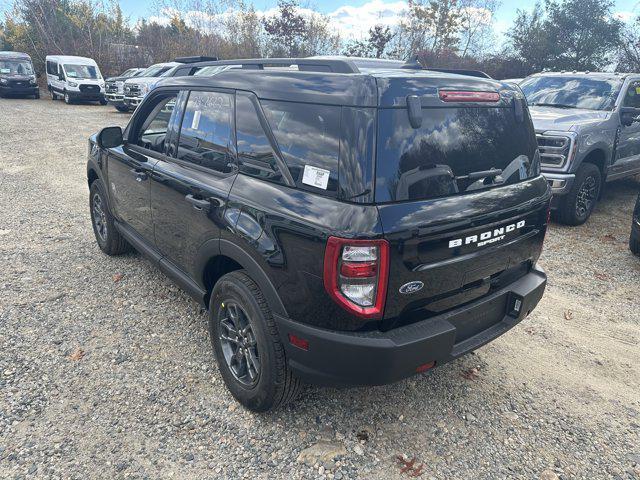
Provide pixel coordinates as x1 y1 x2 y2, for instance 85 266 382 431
115 105 129 112
49 88 56 100
209 271 301 412
34 92 40 99
89 179 132 256
631 229 640 256
64 91 71 104
557 163 602 226
99 97 108 105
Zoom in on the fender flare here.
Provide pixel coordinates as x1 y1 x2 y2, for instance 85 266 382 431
200 239 288 318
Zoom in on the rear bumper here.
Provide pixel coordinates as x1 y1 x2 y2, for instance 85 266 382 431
276 267 547 387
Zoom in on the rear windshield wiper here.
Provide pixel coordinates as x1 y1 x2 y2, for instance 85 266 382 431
528 102 576 109
456 168 503 182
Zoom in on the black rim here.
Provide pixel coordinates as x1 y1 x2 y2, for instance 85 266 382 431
218 301 260 387
576 175 599 219
92 192 108 242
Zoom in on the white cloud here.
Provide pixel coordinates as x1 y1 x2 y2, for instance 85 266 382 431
145 0 498 42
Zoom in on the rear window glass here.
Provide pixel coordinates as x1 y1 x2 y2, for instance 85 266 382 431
375 107 539 203
261 100 340 193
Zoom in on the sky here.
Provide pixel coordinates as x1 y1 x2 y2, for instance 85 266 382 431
1 0 639 42
114 0 640 41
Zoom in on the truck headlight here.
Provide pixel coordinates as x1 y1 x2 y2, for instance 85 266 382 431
0 78 7 84
68 81 78 87
536 131 577 169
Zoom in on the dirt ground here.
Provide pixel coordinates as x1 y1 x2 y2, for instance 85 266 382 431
1 96 639 480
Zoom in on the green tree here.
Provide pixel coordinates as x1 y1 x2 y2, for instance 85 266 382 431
262 0 308 57
544 0 622 71
507 2 553 73
343 24 394 58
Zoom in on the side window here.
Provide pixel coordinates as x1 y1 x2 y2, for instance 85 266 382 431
134 94 177 154
177 91 235 174
47 61 57 75
236 93 284 183
261 100 340 193
623 81 640 109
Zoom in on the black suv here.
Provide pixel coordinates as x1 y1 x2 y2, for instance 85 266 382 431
87 57 551 411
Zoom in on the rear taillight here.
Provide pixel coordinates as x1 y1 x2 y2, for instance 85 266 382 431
323 237 389 319
439 90 500 102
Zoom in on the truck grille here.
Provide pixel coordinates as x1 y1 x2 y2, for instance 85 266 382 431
79 84 100 93
8 79 29 88
124 84 141 96
536 134 572 168
105 82 118 93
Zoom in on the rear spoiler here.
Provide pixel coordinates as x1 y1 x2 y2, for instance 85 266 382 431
427 68 492 79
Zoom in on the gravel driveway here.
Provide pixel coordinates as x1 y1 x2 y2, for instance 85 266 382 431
1 96 639 480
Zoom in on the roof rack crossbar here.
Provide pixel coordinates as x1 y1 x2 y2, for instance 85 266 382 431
191 58 360 74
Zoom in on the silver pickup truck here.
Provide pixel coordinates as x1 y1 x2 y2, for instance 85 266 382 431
520 72 640 225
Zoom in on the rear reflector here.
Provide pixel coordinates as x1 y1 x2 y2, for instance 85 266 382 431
416 361 436 373
439 90 500 103
288 333 309 351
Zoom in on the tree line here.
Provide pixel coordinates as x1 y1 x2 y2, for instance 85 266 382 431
0 0 638 79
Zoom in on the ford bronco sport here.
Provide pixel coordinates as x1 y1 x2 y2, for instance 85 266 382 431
87 57 551 411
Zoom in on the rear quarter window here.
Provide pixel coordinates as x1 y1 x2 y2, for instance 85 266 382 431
261 100 341 194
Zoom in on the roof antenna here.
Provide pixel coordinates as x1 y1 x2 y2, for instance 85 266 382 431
402 55 423 70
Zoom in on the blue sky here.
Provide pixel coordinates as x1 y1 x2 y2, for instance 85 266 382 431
2 0 639 42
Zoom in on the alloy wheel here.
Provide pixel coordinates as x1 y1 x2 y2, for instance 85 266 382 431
92 193 108 242
575 175 599 219
218 301 261 387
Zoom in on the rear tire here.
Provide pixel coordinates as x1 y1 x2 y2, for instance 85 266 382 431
64 91 71 104
557 163 601 226
115 105 129 112
89 179 132 256
209 271 301 412
34 91 40 99
99 97 108 105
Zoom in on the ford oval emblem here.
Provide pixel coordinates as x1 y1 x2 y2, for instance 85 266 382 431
399 281 424 295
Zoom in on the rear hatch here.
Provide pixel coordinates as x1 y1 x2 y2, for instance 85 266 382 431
373 73 550 331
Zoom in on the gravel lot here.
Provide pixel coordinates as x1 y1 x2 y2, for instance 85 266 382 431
1 96 639 480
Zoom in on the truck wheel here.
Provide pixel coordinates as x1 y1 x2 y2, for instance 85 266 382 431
89 180 132 256
34 91 40 99
49 88 56 100
209 271 301 412
631 230 640 256
99 97 108 105
115 105 129 112
557 163 601 226
64 91 72 104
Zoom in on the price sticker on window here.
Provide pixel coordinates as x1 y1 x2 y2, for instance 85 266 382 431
302 165 330 190
191 110 201 130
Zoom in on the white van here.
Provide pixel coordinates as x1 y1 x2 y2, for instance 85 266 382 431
45 55 106 104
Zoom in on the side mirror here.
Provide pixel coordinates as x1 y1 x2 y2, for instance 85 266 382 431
58 73 65 81
97 126 124 149
620 106 640 126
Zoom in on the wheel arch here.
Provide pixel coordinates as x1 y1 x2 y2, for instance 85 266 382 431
196 239 288 317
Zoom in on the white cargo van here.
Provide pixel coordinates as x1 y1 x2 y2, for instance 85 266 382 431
45 55 106 104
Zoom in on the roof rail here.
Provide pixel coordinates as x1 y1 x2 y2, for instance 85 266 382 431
427 68 492 79
191 58 360 74
175 56 218 64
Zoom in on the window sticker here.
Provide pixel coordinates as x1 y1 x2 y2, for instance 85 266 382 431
302 165 330 190
67 71 77 77
191 110 201 130
0 68 9 74
635 87 640 95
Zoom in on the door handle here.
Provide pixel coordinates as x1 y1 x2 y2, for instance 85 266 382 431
185 194 211 211
130 168 148 182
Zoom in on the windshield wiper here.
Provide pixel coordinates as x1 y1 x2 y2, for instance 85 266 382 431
528 102 576 109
